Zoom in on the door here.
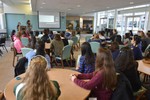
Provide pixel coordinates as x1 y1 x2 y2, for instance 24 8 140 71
125 16 141 34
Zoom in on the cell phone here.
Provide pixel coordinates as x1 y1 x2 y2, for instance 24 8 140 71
16 77 21 80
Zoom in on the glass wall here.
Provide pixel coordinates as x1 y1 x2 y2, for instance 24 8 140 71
97 10 115 31
95 4 150 36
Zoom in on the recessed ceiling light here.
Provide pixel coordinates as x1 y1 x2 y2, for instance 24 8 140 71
42 2 46 4
77 5 81 7
130 2 134 4
40 7 43 8
68 9 71 10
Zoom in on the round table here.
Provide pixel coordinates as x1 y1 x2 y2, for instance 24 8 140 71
137 60 150 76
4 68 90 100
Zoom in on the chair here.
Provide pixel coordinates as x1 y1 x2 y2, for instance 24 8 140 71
133 86 147 100
85 36 92 42
68 40 74 46
13 47 22 67
21 37 29 47
68 40 74 59
119 45 125 50
90 42 100 54
55 45 72 68
76 35 80 47
71 37 78 50
142 44 150 57
0 37 8 52
21 48 33 57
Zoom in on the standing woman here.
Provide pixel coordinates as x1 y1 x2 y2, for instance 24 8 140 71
14 56 61 100
11 30 16 42
71 48 117 100
26 20 32 34
76 42 95 73
17 22 21 32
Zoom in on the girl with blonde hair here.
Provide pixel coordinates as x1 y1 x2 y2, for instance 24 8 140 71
14 55 61 100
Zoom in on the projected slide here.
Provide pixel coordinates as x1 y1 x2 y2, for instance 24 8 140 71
38 12 60 28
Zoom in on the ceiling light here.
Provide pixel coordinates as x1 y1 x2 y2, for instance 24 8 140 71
77 5 81 7
40 7 43 8
42 2 46 4
68 9 71 10
130 2 134 4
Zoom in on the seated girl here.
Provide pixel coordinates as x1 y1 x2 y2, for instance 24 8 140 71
88 34 101 43
50 34 64 57
110 42 120 61
71 48 117 100
14 31 24 54
131 35 143 60
115 47 142 92
76 42 95 73
124 33 131 46
25 40 51 70
14 55 61 100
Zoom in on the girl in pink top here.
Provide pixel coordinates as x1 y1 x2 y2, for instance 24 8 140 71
14 32 23 53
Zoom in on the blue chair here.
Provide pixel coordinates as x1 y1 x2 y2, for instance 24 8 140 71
90 42 100 54
71 36 78 50
21 48 33 57
55 45 72 68
21 37 29 47
68 40 74 46
76 35 80 47
85 36 92 42
71 37 78 45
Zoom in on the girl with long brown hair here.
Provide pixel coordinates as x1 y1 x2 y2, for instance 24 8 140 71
14 56 61 100
71 48 117 100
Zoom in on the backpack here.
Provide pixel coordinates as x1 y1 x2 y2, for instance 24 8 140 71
111 73 135 100
14 57 28 77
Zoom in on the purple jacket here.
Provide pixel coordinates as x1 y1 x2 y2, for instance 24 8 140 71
74 70 112 100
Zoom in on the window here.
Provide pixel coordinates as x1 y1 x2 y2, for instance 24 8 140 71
0 13 4 29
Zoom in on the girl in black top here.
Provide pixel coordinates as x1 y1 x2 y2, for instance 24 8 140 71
115 47 142 92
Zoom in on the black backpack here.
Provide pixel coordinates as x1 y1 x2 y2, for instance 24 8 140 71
14 57 28 77
111 73 135 100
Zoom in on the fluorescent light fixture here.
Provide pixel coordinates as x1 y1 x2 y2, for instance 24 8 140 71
42 2 46 4
130 2 134 4
29 0 32 10
77 5 81 7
